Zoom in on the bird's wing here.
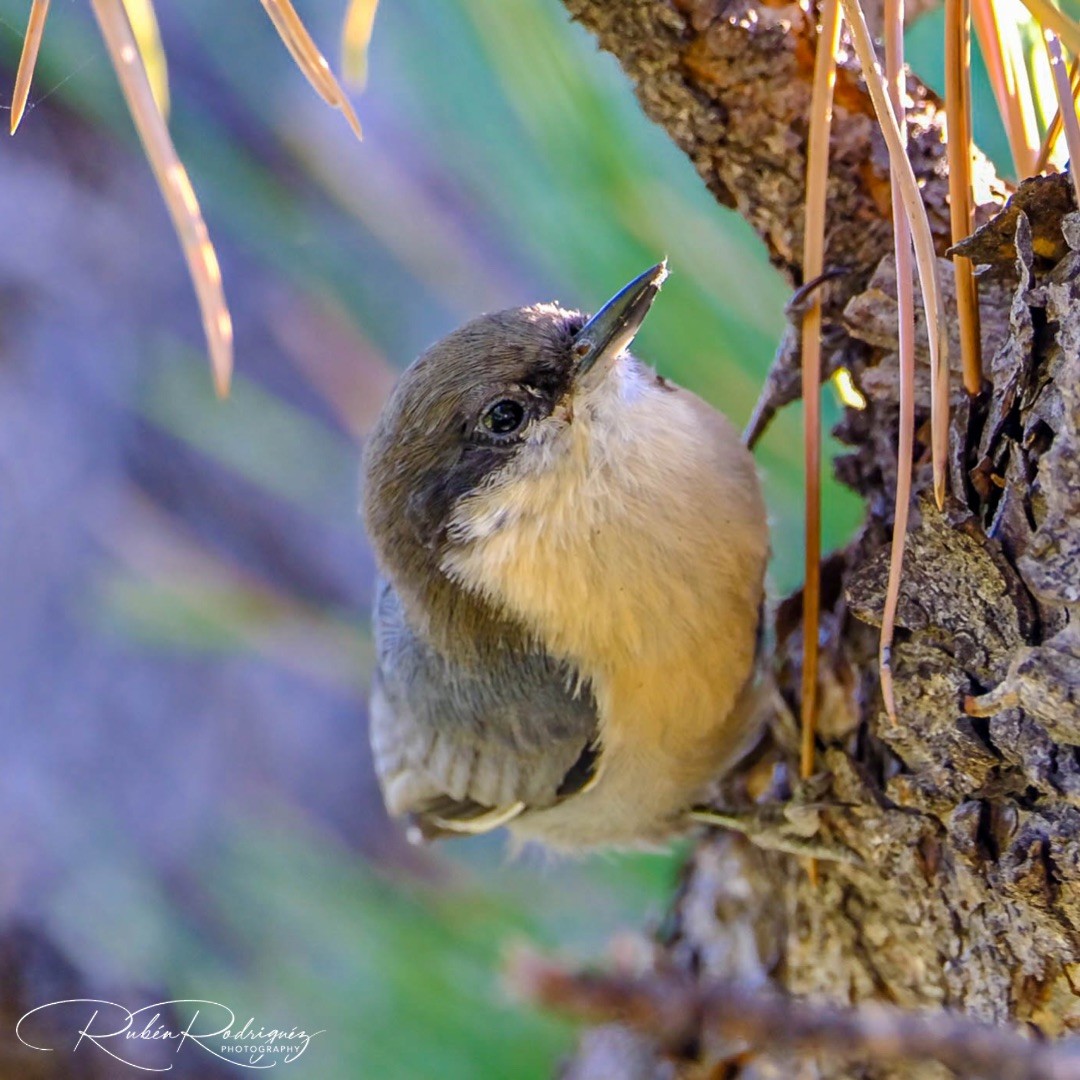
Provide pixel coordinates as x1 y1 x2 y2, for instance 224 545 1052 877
370 579 599 839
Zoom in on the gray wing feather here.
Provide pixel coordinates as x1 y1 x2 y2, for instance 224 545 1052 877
370 579 598 826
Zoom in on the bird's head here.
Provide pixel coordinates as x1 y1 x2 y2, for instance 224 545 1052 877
362 263 668 649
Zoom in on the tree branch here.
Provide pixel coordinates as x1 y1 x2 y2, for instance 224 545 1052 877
562 0 986 296
511 951 1080 1079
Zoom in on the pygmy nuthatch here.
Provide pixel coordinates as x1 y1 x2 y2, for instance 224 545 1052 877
363 264 768 850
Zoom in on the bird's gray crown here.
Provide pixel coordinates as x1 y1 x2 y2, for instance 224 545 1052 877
362 303 584 655
364 303 582 552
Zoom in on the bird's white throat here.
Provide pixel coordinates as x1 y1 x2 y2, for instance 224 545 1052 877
440 355 766 691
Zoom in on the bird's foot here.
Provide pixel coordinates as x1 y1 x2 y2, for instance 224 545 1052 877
690 773 861 864
742 266 851 449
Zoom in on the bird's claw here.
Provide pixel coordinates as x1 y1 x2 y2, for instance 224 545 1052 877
690 772 861 864
742 266 852 450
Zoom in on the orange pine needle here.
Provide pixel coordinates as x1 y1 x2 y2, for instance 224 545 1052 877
1034 57 1080 173
342 0 380 89
945 0 983 395
1015 0 1080 60
89 0 233 397
838 0 949 509
259 0 363 140
971 0 1010 148
9 0 51 136
1044 31 1080 209
972 0 1039 179
799 0 842 797
880 0 917 724
120 0 170 120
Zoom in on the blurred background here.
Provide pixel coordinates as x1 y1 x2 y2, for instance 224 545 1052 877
0 0 1019 1075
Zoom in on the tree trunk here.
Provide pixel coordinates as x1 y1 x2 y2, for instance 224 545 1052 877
556 2 1080 1076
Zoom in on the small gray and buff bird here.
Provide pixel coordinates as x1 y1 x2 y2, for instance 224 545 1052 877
363 264 768 850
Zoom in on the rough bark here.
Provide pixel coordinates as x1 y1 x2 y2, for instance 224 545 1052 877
556 2 1080 1077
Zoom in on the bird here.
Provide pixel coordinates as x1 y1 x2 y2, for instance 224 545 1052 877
362 263 769 851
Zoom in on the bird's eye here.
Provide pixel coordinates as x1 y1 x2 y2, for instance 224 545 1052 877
481 398 527 437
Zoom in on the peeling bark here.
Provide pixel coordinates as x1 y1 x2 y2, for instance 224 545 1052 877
556 2 1080 1076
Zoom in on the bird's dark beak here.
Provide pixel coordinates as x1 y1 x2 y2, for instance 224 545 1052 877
572 261 668 384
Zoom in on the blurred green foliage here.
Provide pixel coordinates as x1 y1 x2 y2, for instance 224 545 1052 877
0 0 1017 1075
43 801 687 1080
167 819 689 1080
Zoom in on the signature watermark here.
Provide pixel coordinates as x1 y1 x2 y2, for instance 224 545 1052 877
16 999 325 1072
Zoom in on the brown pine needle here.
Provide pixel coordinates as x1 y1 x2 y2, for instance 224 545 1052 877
972 0 1038 178
9 0 51 136
799 0 842 827
259 0 363 140
946 0 983 395
1044 30 1080 208
342 0 380 89
880 0 918 724
89 0 233 397
1034 56 1080 173
838 0 950 509
120 0 169 120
